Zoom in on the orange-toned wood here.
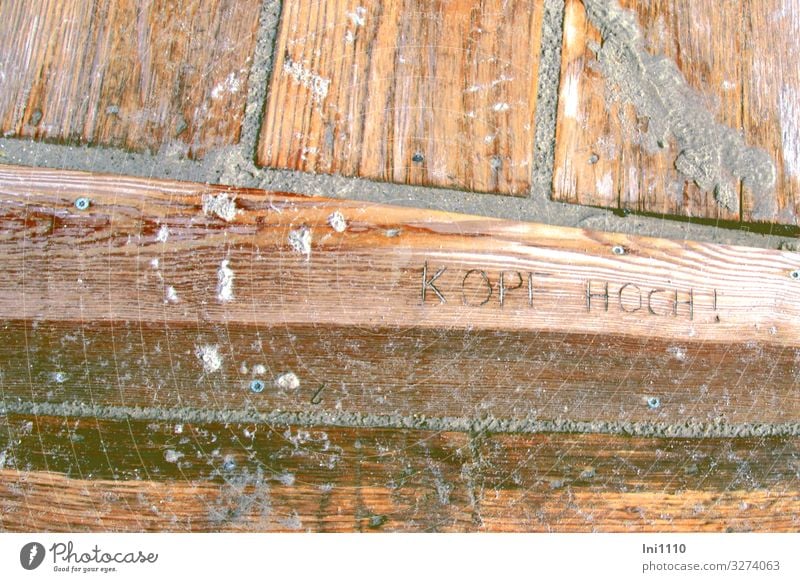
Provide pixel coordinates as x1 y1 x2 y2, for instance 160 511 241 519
553 0 800 227
1 164 800 429
0 0 261 157
258 0 544 195
1 416 798 532
2 164 799 532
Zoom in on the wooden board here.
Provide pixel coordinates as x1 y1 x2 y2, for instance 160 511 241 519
2 415 798 532
0 0 262 157
258 0 544 195
553 0 800 227
2 320 800 426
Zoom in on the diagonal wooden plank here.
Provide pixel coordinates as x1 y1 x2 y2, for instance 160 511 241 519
258 0 544 195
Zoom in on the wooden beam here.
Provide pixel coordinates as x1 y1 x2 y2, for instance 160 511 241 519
1 164 799 428
2 319 800 426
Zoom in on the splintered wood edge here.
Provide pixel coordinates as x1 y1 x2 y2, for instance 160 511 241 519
1 164 798 347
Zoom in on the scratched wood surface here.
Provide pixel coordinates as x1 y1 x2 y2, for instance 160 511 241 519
258 0 544 195
2 415 799 532
0 0 261 157
2 320 800 426
553 0 800 227
1 164 799 531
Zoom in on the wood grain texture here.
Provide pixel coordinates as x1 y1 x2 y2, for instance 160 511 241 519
258 0 544 195
741 0 800 224
2 320 799 426
1 163 800 429
1 164 799 345
0 417 473 532
1 415 798 532
553 0 800 227
0 0 261 157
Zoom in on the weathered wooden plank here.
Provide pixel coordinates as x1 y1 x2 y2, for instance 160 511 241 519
474 432 800 532
258 0 544 195
1 319 799 426
1 415 798 532
0 0 261 157
1 165 798 343
0 417 474 532
1 164 799 427
553 0 800 227
741 0 800 224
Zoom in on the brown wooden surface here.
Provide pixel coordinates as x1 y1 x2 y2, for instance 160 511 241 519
1 164 799 531
2 415 798 532
553 0 800 227
0 0 261 157
2 320 799 426
258 0 544 195
1 163 800 427
2 165 800 345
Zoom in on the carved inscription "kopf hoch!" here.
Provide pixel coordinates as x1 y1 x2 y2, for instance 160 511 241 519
421 262 720 322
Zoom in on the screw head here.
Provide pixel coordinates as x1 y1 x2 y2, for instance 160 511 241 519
74 197 90 211
249 379 265 393
411 152 424 163
790 270 800 280
647 396 661 409
612 245 625 256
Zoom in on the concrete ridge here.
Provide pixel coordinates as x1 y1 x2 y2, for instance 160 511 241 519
3 400 799 438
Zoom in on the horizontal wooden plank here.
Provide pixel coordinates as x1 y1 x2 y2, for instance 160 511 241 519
1 164 798 344
0 0 261 157
474 431 800 532
553 0 800 227
258 0 544 195
2 415 798 531
1 164 799 428
1 319 798 425
0 416 474 532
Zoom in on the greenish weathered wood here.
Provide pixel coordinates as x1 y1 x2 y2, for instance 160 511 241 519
1 319 799 427
2 415 799 532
